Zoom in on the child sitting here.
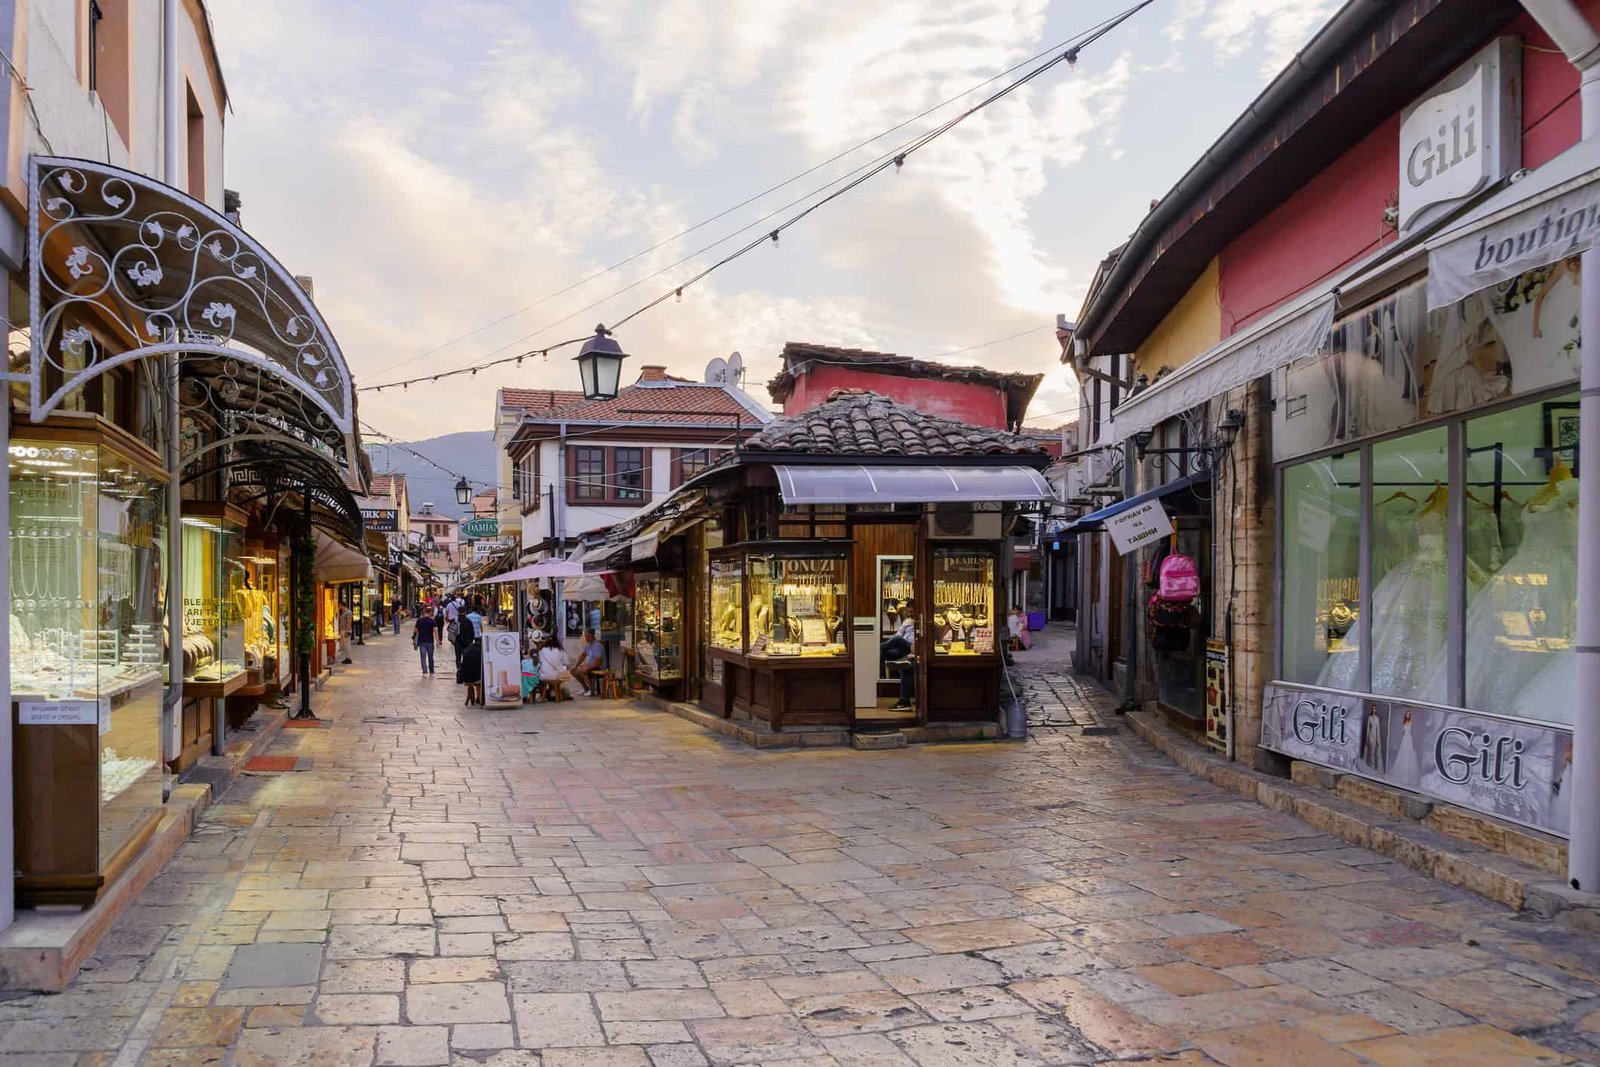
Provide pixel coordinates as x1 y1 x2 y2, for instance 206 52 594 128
521 656 540 702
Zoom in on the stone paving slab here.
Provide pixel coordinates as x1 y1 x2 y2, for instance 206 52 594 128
0 624 1596 1065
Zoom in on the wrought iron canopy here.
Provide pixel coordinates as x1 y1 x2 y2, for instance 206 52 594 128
28 156 362 476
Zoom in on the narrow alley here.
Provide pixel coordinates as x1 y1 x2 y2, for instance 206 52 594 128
0 628 1594 1066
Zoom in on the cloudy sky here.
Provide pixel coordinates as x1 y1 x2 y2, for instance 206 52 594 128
208 0 1338 443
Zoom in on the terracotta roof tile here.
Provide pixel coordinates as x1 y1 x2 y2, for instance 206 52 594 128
735 389 1045 459
518 381 763 425
768 341 1044 426
501 388 585 413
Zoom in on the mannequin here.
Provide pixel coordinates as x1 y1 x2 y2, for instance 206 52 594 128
750 596 771 639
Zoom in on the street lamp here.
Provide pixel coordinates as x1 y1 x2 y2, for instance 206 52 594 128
455 477 471 507
575 324 627 401
421 533 437 553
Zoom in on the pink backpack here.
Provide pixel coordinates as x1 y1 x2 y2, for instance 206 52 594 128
1158 554 1201 601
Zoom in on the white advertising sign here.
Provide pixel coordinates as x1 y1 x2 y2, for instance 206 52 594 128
481 630 524 709
1105 499 1173 556
1399 38 1519 232
19 700 100 726
1262 682 1572 838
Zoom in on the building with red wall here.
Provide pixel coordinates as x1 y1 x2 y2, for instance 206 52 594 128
768 342 1041 432
1064 0 1599 877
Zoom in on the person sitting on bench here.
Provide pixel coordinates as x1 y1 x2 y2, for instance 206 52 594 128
880 600 916 712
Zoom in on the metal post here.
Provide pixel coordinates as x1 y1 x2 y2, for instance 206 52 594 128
1576 71 1600 885
294 488 316 719
1518 0 1600 890
0 379 14 931
166 353 183 779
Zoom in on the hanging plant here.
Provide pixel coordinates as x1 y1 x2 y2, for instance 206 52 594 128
293 533 315 658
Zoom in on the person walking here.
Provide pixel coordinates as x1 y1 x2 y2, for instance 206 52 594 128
391 597 402 635
453 604 477 672
414 607 438 675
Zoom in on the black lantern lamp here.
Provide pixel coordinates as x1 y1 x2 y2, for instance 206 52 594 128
421 532 437 553
455 477 472 507
575 324 627 401
1216 408 1246 450
1132 428 1155 461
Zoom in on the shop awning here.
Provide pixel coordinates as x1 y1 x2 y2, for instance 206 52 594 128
772 464 1053 506
1060 472 1210 534
1101 294 1335 446
28 157 362 475
315 530 373 583
482 559 583 584
1426 135 1600 309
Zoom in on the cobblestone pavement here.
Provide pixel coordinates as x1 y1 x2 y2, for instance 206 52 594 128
4 627 1600 1066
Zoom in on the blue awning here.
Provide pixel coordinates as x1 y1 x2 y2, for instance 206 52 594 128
1060 471 1210 534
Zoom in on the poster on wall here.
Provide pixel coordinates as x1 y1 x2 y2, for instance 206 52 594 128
480 631 523 708
1204 640 1229 752
1105 499 1174 556
1262 682 1571 836
1275 265 1582 462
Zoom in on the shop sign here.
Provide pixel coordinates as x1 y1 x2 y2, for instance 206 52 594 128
461 517 498 539
1429 176 1600 310
1104 499 1173 556
481 631 523 708
361 507 398 533
1261 682 1572 837
1204 640 1229 752
1399 38 1519 232
19 699 101 726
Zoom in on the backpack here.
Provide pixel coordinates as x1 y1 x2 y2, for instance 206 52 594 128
1157 554 1201 600
1147 593 1196 630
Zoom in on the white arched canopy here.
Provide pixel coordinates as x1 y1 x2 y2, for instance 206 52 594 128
27 156 362 476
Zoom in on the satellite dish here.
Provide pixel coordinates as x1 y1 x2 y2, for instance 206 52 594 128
704 357 729 383
726 351 744 385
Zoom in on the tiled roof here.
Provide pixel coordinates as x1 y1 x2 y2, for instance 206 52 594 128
501 388 585 414
517 381 768 426
768 342 1044 421
736 389 1047 459
370 472 406 495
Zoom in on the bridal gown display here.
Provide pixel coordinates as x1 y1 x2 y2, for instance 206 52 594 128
1455 477 1581 721
1389 711 1422 782
1318 504 1472 702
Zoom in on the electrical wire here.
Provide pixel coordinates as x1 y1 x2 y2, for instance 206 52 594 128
357 0 1153 396
364 31 1105 381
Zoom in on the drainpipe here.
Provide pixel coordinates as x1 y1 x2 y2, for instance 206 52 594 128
162 0 179 184
1519 0 1600 892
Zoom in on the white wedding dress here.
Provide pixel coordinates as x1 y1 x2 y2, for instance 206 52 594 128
1320 507 1468 703
1457 479 1580 719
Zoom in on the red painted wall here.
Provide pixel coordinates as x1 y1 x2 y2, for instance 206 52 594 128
785 364 1009 428
1218 9 1592 336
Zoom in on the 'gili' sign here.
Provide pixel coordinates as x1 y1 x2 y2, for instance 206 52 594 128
1399 37 1519 232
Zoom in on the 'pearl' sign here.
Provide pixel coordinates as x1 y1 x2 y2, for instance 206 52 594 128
1399 38 1519 233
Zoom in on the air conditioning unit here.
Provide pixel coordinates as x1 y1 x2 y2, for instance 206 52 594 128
927 506 1001 539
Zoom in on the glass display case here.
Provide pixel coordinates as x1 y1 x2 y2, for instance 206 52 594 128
930 547 997 656
9 427 167 903
709 554 745 652
632 573 683 683
180 504 248 693
240 537 281 689
747 550 848 658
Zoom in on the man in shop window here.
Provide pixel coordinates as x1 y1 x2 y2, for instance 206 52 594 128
880 599 916 712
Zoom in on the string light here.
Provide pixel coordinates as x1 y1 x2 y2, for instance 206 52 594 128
354 0 1153 397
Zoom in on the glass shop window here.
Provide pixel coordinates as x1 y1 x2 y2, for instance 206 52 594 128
1366 426 1451 705
1464 393 1580 723
1280 392 1579 723
1281 451 1359 687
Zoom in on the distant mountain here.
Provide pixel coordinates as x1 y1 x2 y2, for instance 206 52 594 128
367 430 497 515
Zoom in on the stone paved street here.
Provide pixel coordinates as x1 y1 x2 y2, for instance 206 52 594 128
4 627 1600 1066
